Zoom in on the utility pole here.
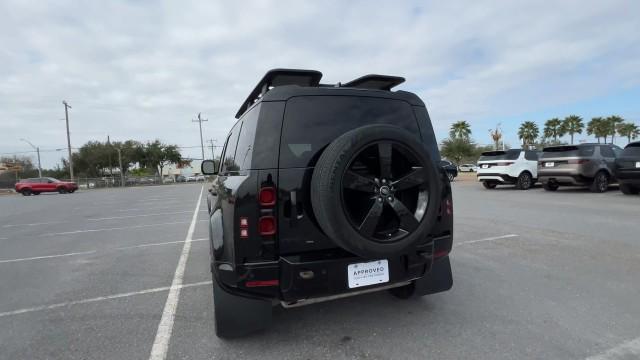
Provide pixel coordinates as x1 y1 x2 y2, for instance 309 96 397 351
206 139 217 160
192 113 208 160
107 135 113 178
20 138 42 177
63 100 73 181
115 147 124 187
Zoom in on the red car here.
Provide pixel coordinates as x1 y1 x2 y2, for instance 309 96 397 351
15 177 78 196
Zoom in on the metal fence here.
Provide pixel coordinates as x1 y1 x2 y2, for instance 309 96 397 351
0 175 209 191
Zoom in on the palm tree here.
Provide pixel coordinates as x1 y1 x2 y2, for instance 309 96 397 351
489 124 502 150
518 121 539 149
543 118 564 142
450 121 472 140
561 115 584 145
587 117 607 143
605 115 624 144
617 122 640 143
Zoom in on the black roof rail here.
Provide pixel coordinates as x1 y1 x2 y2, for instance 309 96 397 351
235 69 323 118
343 74 405 91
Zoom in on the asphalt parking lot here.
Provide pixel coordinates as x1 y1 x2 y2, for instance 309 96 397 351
1 181 639 360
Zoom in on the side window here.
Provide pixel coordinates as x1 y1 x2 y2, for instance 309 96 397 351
599 145 614 158
234 104 260 171
579 145 595 156
220 121 242 174
612 145 623 157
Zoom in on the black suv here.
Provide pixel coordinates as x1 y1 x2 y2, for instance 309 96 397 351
615 141 640 195
201 69 453 338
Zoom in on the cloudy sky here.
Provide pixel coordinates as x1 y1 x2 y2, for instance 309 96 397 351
1 0 639 168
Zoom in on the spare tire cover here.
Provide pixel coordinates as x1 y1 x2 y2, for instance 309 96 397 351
311 124 441 258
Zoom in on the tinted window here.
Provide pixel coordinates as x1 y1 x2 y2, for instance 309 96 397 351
479 149 521 161
280 96 419 168
599 145 614 158
524 151 539 161
622 144 640 157
234 104 260 171
220 121 242 174
541 145 593 158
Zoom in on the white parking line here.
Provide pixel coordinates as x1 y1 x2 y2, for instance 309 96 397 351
38 221 191 237
87 211 192 221
116 207 187 212
114 238 207 251
586 337 640 360
3 221 67 228
149 186 203 360
0 280 212 318
455 234 519 247
0 238 209 264
0 250 97 264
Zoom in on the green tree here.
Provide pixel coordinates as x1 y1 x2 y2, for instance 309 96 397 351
449 121 472 140
560 115 584 145
605 115 624 144
440 138 475 164
141 140 182 178
616 122 640 143
587 117 607 143
518 121 539 149
543 118 564 142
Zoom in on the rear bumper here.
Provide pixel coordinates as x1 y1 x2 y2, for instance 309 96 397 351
616 169 640 183
538 168 590 185
477 173 517 183
215 235 453 303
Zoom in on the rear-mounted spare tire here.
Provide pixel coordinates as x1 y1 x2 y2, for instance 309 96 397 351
311 124 442 259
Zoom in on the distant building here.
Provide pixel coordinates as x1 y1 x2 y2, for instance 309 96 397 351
164 160 203 178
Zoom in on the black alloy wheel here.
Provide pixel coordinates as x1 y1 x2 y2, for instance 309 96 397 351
482 181 497 189
590 172 609 193
21 189 32 196
341 141 430 243
517 172 532 190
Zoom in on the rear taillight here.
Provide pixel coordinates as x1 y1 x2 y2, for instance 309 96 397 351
259 187 276 206
568 159 590 165
245 279 279 287
497 161 514 166
258 216 276 235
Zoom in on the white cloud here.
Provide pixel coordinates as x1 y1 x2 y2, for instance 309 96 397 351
1 0 639 167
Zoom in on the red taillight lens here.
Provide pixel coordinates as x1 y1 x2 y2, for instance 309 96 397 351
434 249 450 258
245 279 279 287
445 198 452 216
259 216 276 235
259 187 276 206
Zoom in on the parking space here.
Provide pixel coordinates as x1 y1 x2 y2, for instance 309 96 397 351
1 182 639 359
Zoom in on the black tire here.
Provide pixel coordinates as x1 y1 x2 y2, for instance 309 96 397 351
21 188 32 196
33 191 41 195
482 181 497 189
211 276 272 338
58 187 67 194
620 183 639 195
543 182 559 191
589 171 609 193
68 189 75 193
516 172 533 190
311 124 441 259
388 282 416 299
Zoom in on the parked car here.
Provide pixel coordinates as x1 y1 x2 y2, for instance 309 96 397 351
439 160 458 181
614 141 640 195
195 175 206 182
176 175 186 183
201 69 453 338
185 175 197 182
14 177 78 196
477 149 539 190
538 143 621 192
458 163 477 172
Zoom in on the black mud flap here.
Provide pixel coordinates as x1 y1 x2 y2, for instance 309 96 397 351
212 277 272 338
414 256 453 296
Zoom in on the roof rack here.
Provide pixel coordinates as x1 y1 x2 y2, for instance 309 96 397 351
235 69 323 118
343 74 405 91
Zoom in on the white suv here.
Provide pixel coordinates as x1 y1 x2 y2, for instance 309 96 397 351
477 149 540 190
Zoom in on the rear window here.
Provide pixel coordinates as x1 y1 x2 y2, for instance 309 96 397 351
541 145 593 158
280 96 419 168
479 149 520 161
622 143 640 157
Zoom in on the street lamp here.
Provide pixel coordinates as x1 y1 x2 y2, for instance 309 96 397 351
20 138 42 177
